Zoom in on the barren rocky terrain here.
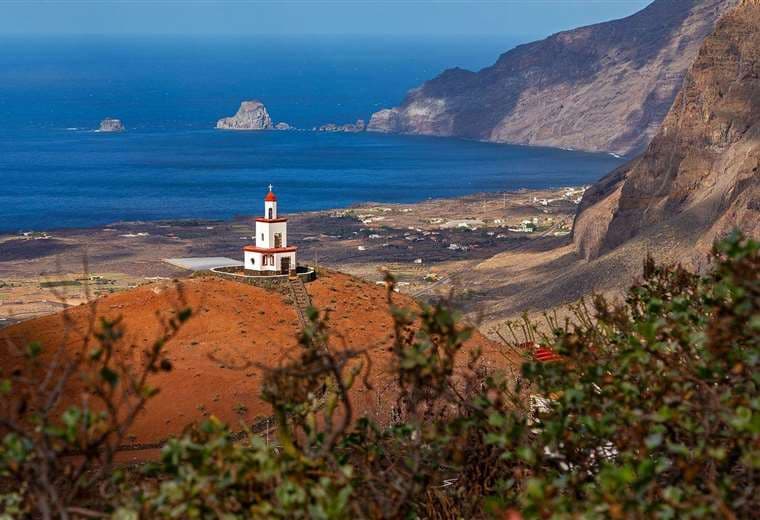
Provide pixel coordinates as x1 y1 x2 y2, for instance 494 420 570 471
0 272 508 461
368 0 736 156
574 0 760 261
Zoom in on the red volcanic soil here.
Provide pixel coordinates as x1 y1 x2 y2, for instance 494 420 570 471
0 271 514 448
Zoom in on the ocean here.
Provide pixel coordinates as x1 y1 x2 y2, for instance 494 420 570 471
0 36 624 232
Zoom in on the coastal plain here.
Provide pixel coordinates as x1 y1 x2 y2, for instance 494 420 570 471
0 187 584 332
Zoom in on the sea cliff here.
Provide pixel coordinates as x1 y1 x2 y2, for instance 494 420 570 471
367 0 737 156
574 0 760 259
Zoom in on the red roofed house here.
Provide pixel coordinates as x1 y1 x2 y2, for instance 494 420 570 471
243 185 297 275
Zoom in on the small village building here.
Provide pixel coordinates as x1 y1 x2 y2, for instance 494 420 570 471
243 185 297 275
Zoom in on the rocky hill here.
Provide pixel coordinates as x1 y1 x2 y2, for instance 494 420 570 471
368 0 736 156
0 272 504 449
574 0 760 261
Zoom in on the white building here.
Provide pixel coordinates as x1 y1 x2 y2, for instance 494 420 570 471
243 186 297 274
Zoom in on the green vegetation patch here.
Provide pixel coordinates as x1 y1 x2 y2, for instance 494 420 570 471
39 280 81 288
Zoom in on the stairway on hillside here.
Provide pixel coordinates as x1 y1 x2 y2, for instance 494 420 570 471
288 277 311 329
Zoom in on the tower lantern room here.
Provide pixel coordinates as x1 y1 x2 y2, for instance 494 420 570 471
243 185 297 274
264 184 278 219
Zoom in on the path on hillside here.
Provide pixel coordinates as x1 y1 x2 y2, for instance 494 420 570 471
288 277 312 328
412 275 451 298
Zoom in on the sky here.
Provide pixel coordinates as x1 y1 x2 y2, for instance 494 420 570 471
0 0 653 37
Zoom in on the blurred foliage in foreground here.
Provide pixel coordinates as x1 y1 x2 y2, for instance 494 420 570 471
1 233 758 519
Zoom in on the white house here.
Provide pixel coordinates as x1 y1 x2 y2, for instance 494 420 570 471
243 186 297 274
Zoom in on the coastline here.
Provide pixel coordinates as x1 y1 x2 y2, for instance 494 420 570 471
0 128 624 233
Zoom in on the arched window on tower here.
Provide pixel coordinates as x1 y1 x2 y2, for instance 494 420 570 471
268 208 273 219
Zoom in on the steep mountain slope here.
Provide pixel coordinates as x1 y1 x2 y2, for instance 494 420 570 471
368 0 736 156
574 0 760 260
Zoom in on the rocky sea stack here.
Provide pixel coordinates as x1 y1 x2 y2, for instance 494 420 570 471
97 118 124 132
216 100 274 130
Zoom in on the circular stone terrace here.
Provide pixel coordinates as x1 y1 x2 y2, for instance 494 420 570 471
209 265 316 287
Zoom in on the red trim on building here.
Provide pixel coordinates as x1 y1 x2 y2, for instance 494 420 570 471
517 342 562 363
534 346 562 363
243 245 298 253
255 217 288 223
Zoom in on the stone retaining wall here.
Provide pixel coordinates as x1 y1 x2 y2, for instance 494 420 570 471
207 265 316 291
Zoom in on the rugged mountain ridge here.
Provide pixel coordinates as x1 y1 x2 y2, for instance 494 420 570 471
368 0 736 156
574 0 760 260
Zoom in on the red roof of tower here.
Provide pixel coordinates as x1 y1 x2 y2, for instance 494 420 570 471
265 191 277 202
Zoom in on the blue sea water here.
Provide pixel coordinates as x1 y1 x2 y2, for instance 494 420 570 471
0 36 624 232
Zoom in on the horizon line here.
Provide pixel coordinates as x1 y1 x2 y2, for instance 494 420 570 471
0 32 539 38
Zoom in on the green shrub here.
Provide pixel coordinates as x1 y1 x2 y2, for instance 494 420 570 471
2 233 758 519
480 231 759 518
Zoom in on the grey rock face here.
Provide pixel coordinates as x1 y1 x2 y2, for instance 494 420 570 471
367 0 737 156
366 109 400 133
573 0 760 260
97 118 125 132
216 101 274 130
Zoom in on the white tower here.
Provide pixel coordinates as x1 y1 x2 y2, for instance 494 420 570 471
244 185 297 274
